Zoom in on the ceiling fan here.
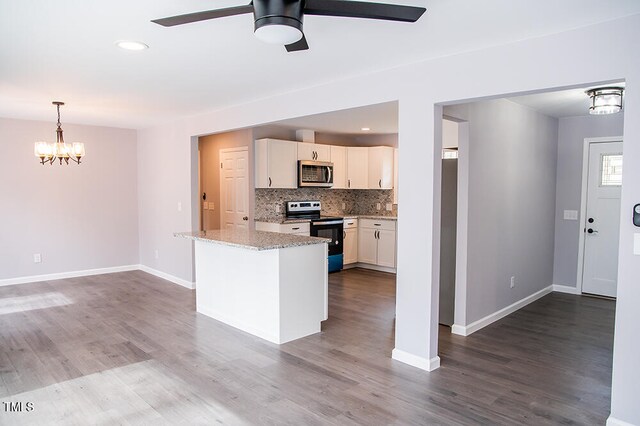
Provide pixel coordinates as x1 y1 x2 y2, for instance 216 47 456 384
152 0 426 52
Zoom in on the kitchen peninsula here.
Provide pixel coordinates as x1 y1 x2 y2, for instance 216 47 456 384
176 229 329 344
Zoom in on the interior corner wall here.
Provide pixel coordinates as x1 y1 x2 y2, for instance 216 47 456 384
0 117 139 281
552 113 625 288
461 99 559 324
199 129 254 230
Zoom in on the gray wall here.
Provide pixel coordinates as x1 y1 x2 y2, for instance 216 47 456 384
552 114 624 288
449 99 559 324
0 117 139 280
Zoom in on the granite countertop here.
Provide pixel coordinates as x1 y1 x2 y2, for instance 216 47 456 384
175 230 329 251
256 215 397 224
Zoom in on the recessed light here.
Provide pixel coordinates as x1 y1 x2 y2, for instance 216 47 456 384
115 40 149 51
361 127 371 131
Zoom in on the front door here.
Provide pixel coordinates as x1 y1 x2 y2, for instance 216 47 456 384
220 148 249 230
582 141 623 298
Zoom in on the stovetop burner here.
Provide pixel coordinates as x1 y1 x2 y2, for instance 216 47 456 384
285 201 343 221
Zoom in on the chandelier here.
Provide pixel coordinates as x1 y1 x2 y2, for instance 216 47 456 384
34 101 85 165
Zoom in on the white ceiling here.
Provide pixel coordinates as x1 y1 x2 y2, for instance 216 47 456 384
272 101 398 134
508 83 626 118
1 1 639 129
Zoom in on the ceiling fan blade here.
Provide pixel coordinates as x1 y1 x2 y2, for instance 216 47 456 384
285 35 309 52
304 0 425 22
151 5 254 27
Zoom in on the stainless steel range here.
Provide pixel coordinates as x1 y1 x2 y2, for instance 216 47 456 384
286 201 343 273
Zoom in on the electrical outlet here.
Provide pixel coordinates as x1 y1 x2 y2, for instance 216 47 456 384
342 202 346 210
154 249 159 259
386 203 393 211
510 276 515 288
376 203 381 210
33 253 41 263
177 202 182 212
203 202 209 210
275 205 281 213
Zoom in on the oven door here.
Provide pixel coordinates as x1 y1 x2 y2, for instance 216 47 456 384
310 220 343 256
298 161 333 188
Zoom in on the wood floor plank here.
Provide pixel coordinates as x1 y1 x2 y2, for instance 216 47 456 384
0 268 614 425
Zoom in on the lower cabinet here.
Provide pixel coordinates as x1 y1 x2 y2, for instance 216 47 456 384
255 221 310 236
343 218 358 265
357 218 396 269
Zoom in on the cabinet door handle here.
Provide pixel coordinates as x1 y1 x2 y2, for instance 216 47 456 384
348 179 351 188
292 227 300 230
268 177 272 187
379 179 382 188
374 223 381 226
343 231 346 239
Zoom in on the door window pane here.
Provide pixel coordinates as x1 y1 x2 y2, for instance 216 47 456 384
601 154 623 186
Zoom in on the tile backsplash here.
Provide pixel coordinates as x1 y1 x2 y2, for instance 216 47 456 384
255 188 397 221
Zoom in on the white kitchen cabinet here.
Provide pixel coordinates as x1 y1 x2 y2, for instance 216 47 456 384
368 146 394 189
358 218 396 268
255 221 310 236
330 146 347 189
343 218 358 265
255 139 298 189
298 143 330 162
393 148 399 204
346 147 369 189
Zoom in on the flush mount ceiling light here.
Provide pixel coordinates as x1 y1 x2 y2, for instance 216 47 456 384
115 40 149 51
586 87 624 115
34 102 85 165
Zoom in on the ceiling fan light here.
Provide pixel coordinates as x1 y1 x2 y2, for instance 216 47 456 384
586 87 624 115
255 24 303 45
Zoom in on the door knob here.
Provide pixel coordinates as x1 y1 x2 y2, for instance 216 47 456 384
587 228 598 234
243 216 248 221
588 218 594 223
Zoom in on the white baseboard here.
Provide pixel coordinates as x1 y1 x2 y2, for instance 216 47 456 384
451 285 553 336
0 265 139 287
347 263 397 274
552 284 581 295
392 348 440 372
138 265 195 289
0 264 195 290
606 416 636 426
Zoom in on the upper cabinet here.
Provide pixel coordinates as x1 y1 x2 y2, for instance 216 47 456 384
393 148 399 204
330 146 347 189
368 146 394 189
346 147 369 189
255 139 298 189
297 143 330 162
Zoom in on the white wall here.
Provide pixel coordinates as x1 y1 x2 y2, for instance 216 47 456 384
448 99 558 324
552 114 625 288
135 15 640 424
0 117 139 282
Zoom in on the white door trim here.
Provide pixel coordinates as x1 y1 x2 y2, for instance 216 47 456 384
219 146 249 229
576 136 623 294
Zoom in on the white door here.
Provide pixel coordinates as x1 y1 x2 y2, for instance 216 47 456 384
376 229 397 268
357 228 378 264
330 146 347 189
344 228 358 264
220 148 250 230
582 141 623 298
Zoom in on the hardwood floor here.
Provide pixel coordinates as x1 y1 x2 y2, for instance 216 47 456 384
0 268 614 425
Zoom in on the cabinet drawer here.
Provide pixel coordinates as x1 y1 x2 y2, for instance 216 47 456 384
359 218 396 231
343 218 358 229
280 222 310 234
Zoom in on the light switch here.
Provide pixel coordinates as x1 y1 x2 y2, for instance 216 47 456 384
177 202 182 212
203 202 209 210
386 203 393 211
376 203 381 210
209 202 214 210
563 210 578 220
634 234 640 256
33 253 41 263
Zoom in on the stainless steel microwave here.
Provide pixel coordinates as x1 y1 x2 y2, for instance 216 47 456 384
298 160 333 188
